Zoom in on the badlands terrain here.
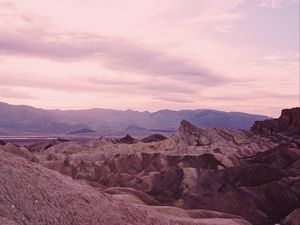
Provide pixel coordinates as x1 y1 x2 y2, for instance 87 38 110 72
0 107 299 225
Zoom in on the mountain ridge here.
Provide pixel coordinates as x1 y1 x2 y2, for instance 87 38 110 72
0 101 271 136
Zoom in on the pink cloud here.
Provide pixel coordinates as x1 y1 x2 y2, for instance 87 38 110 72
0 87 36 99
0 31 228 85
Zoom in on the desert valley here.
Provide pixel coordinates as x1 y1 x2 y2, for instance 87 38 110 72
0 106 299 225
0 0 299 224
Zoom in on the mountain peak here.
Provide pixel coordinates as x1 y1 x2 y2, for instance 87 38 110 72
179 119 198 134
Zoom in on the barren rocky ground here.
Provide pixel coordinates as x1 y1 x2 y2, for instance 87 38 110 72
0 107 299 225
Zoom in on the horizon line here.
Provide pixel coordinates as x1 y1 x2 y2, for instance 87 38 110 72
0 101 280 117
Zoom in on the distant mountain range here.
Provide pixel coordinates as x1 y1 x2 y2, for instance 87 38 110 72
0 102 270 136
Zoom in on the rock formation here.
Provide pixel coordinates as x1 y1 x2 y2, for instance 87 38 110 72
0 107 299 225
251 107 300 137
0 149 252 225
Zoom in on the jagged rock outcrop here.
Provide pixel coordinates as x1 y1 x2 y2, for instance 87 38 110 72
251 107 300 136
280 108 300 129
164 119 276 164
179 119 210 146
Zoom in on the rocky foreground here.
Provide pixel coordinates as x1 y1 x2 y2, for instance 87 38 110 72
0 107 299 225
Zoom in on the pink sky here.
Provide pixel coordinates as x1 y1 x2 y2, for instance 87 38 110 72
0 0 299 117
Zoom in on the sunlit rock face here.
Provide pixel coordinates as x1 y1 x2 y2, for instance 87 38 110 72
1 107 299 225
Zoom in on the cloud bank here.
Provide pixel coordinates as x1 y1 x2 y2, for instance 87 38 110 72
0 0 298 116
